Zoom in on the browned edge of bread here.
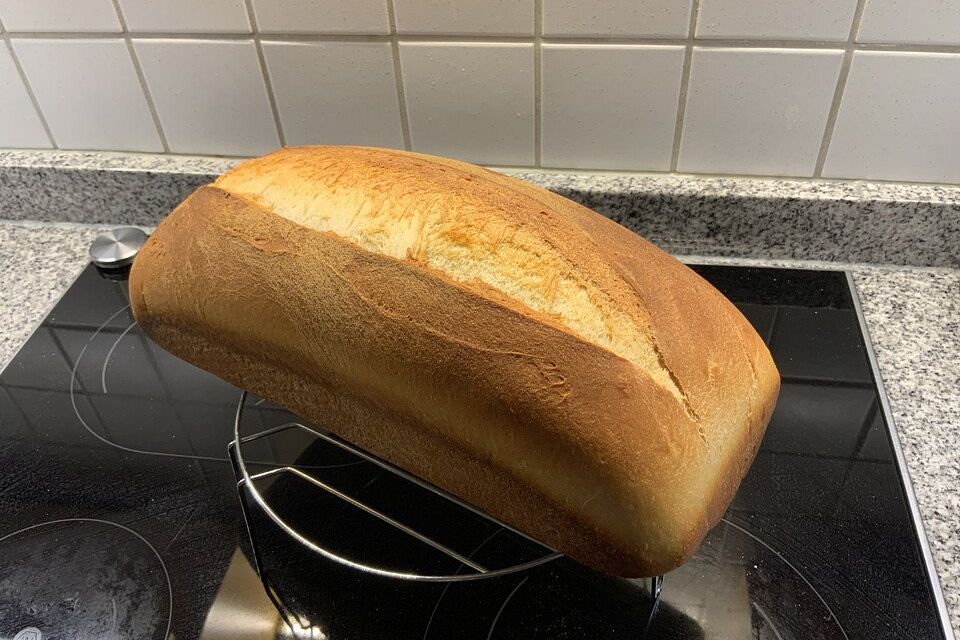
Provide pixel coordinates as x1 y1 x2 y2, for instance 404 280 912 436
129 146 780 577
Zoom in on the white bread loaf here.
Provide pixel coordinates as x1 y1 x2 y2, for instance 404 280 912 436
129 146 779 577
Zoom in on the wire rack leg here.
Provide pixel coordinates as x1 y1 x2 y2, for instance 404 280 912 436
642 575 665 639
229 442 299 633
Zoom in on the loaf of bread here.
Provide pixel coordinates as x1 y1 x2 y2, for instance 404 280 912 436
129 146 779 577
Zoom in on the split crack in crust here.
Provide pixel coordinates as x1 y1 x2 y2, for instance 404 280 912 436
215 147 702 427
131 145 780 576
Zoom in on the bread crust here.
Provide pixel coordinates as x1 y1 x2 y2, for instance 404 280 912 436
129 146 779 577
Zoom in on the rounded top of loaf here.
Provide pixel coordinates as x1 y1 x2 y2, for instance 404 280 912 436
134 145 780 576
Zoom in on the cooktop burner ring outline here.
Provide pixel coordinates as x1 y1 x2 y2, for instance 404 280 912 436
68 304 411 472
231 390 568 583
100 319 137 394
485 575 529 640
720 516 850 640
421 527 503 639
68 301 228 462
0 517 173 640
70 340 228 463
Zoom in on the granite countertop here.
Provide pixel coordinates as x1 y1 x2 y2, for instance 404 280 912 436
1 219 957 634
2 150 959 268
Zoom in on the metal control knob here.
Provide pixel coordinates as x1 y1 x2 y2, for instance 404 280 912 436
89 227 147 269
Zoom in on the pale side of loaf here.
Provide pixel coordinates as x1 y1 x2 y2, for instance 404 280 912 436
129 146 779 577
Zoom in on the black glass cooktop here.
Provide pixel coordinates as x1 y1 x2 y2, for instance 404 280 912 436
0 262 951 640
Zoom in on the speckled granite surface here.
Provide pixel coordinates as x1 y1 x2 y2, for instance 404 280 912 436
0 222 100 364
1 150 958 267
853 267 960 630
0 151 227 229
548 175 960 268
1 220 957 634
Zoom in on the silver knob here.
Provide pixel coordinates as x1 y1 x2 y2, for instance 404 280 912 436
89 227 147 269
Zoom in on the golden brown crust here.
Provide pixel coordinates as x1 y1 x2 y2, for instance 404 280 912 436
129 146 780 577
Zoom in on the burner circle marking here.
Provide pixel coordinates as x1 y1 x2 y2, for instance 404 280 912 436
720 517 850 640
0 518 173 640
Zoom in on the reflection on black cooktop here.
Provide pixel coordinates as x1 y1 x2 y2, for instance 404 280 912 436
0 263 949 640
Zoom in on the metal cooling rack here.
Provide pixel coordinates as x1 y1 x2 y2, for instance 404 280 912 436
228 390 664 635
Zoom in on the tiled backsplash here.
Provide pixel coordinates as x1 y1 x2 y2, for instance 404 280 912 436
0 0 958 184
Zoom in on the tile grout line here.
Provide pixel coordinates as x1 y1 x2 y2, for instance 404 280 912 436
3 146 960 187
670 0 701 172
386 0 412 151
489 161 958 184
0 17 58 149
243 0 287 147
2 30 960 53
493 162 960 187
813 0 869 178
533 0 543 167
110 0 170 153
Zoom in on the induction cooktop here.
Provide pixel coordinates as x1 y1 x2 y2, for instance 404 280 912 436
0 233 953 640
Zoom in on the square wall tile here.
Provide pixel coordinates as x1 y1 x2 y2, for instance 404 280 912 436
262 41 403 148
542 0 692 37
678 48 843 177
250 0 389 34
12 39 161 151
133 39 279 156
117 0 251 33
858 0 960 45
0 46 50 148
0 0 120 32
823 52 960 183
400 43 534 165
394 0 532 35
697 0 858 40
541 44 684 171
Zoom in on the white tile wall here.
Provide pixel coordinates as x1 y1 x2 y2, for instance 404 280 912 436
262 41 403 149
250 0 389 34
0 0 957 183
541 44 684 170
394 0 532 36
858 0 960 45
0 46 49 148
678 48 843 176
400 43 534 166
823 52 960 183
697 0 858 41
12 39 161 151
117 0 251 33
0 0 120 32
542 0 693 37
133 40 278 156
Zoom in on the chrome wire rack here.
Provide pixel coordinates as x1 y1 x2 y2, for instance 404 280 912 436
229 390 565 582
228 390 664 637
